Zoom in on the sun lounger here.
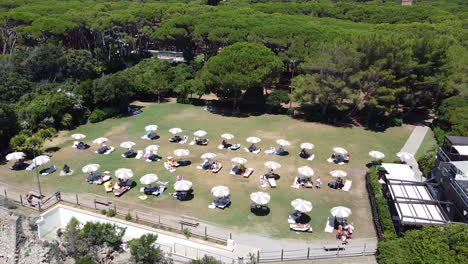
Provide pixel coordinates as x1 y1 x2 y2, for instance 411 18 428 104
114 186 130 197
324 217 334 233
244 147 261 154
94 175 111 185
290 224 312 232
327 158 333 163
135 150 144 159
217 144 224 150
103 147 114 155
307 154 315 161
179 136 188 144
214 196 231 209
72 141 79 148
26 163 39 171
104 181 113 192
40 165 56 176
267 177 277 188
189 138 196 145
243 168 254 178
229 144 241 150
59 169 74 176
291 177 300 189
164 162 176 173
212 163 222 173
264 147 275 155
342 180 352 192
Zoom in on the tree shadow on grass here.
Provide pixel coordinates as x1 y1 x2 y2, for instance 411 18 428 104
44 147 61 153
296 213 311 224
251 205 270 216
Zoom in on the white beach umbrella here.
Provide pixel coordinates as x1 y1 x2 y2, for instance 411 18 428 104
250 192 271 205
169 128 182 135
120 141 136 149
33 155 50 166
330 206 352 218
174 180 193 191
201 153 217 160
211 186 230 197
291 199 313 213
140 174 159 185
115 168 134 180
246 137 261 143
369 150 385 160
174 149 190 157
330 170 348 178
397 152 414 161
92 137 108 145
145 125 158 132
145 145 160 152
82 164 100 173
276 139 291 147
193 130 207 137
221 133 234 140
298 166 314 177
71 133 86 140
264 161 281 170
300 143 315 150
333 147 348 155
6 152 25 161
231 157 247 164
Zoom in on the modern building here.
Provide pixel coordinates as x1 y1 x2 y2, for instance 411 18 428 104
426 136 468 223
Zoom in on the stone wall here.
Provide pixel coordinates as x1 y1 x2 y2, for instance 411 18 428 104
0 208 19 264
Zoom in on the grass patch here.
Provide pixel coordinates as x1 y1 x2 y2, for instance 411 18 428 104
0 103 411 240
415 128 437 159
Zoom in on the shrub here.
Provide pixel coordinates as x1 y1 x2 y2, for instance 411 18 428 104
266 90 290 109
125 213 132 221
88 107 117 123
60 113 73 129
368 168 397 239
76 256 96 264
418 150 436 175
183 228 192 239
388 118 403 127
107 209 116 217
100 209 106 215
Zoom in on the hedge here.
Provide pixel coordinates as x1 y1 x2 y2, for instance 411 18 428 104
369 167 397 239
89 107 118 123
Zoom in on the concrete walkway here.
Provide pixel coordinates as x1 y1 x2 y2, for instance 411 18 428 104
399 125 430 181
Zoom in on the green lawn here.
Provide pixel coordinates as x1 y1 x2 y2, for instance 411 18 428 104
0 103 412 240
415 128 438 159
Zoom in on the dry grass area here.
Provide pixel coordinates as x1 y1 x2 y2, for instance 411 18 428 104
0 103 412 240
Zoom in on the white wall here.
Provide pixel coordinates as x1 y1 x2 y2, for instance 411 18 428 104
37 206 235 262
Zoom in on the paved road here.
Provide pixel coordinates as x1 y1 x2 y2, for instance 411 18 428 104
399 125 430 181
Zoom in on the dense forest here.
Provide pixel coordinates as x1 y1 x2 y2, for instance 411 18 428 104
0 0 467 151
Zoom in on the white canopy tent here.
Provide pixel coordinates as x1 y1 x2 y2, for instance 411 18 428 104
453 146 468 156
381 163 417 182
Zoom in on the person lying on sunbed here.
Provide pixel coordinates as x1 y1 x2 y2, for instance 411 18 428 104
299 148 311 159
195 137 209 145
168 157 179 167
143 185 161 195
10 159 26 170
334 154 345 163
221 139 231 148
146 131 158 140
211 162 221 172
97 144 110 154
77 141 88 150
201 160 213 169
276 147 286 155
148 153 160 161
123 149 136 158
289 210 302 222
232 164 246 174
265 169 276 178
169 135 182 143
335 177 344 189
86 172 102 183
248 143 258 152
63 164 71 174
172 191 188 201
214 195 231 208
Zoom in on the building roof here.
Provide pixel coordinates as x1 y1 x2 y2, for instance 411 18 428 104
381 163 417 181
388 180 447 225
453 146 468 156
446 136 468 146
